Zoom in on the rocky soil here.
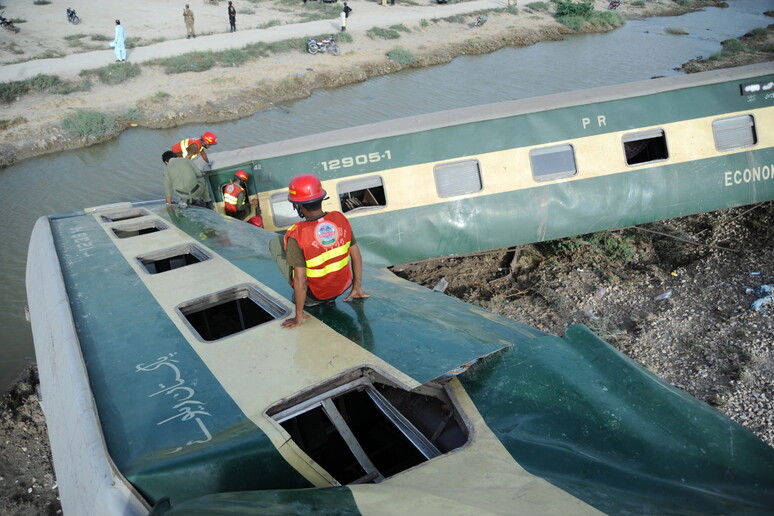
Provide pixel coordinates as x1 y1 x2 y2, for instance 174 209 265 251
393 202 774 448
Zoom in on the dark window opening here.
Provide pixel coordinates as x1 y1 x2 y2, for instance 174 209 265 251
100 208 150 223
338 176 387 214
271 371 468 485
137 244 209 274
111 220 167 239
179 285 287 341
623 129 668 165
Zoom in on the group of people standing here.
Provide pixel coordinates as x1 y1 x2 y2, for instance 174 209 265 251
182 1 238 39
162 132 368 328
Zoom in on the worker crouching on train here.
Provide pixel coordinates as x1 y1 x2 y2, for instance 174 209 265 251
223 170 254 220
270 174 369 328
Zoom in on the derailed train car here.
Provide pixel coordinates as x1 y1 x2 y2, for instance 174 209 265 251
206 62 774 266
25 63 774 514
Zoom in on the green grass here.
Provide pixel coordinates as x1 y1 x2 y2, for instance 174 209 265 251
386 47 417 65
90 34 111 42
555 0 624 31
219 48 249 66
0 74 91 104
258 19 282 29
80 62 141 85
0 116 26 130
240 8 256 15
631 0 645 6
151 91 171 102
389 24 411 33
32 0 51 4
150 51 218 74
121 108 142 121
721 38 746 53
749 27 768 39
526 1 549 10
665 27 689 35
61 109 119 138
367 27 402 39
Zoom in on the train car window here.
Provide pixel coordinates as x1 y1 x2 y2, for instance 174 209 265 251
337 176 387 213
434 160 483 198
529 144 577 181
713 115 757 151
270 192 303 229
623 129 668 165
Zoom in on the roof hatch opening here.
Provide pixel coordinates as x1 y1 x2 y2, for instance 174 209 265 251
111 220 168 239
137 244 210 274
99 208 150 223
178 285 288 342
269 369 469 485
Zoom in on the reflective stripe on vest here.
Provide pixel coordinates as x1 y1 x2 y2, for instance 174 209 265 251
179 138 200 159
305 243 351 277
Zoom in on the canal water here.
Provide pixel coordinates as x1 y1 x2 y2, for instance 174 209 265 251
1 0 771 388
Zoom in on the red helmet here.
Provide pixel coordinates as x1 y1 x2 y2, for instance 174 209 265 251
248 215 264 228
201 131 217 145
235 170 249 181
288 174 326 204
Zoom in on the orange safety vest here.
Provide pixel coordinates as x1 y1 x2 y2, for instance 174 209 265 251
284 212 353 300
172 138 203 159
223 183 246 214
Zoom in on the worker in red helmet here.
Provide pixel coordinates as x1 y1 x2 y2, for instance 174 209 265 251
223 170 251 219
271 173 368 328
171 131 218 166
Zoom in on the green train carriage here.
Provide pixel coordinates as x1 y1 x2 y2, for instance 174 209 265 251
207 62 774 266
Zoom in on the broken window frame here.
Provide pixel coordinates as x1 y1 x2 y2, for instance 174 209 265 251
622 128 669 166
177 284 288 343
337 175 387 214
270 370 468 485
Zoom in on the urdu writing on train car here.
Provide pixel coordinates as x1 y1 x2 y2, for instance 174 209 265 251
270 174 369 328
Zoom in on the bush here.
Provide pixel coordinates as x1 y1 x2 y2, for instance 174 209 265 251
749 27 768 39
557 15 585 31
121 108 141 121
61 110 119 138
631 0 645 6
586 11 624 27
258 19 281 29
526 1 549 10
219 48 249 66
90 34 111 42
153 51 217 74
152 91 171 102
721 38 746 53
0 81 29 104
367 27 401 40
386 47 417 65
389 24 411 33
555 0 593 17
87 62 141 85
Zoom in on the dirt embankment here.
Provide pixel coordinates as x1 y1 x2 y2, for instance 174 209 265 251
0 0 735 169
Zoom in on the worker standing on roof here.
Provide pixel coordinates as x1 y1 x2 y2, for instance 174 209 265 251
270 174 368 328
171 131 217 167
223 170 253 220
162 150 213 209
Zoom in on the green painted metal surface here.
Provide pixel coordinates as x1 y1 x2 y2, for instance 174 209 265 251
158 207 527 384
460 325 774 515
48 211 311 506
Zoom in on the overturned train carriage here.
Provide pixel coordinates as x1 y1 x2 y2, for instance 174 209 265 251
207 63 774 267
27 203 774 515
25 63 774 515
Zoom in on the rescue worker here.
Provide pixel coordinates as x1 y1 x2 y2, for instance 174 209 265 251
223 170 251 220
162 150 213 208
271 174 368 328
171 131 217 166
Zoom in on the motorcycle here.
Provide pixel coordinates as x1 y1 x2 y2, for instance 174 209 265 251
307 35 340 56
608 0 621 10
66 7 81 25
471 15 488 27
0 11 19 33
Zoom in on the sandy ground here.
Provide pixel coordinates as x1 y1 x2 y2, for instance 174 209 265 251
0 0 704 168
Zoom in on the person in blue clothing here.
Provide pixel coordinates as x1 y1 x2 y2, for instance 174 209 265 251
110 20 126 62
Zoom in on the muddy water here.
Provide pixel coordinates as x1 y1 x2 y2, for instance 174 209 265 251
1 0 771 388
